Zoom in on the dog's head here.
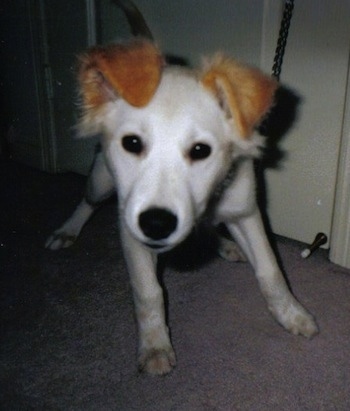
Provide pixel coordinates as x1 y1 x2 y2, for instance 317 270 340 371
77 39 277 252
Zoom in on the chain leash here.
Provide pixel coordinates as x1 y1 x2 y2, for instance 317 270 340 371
258 0 294 135
271 0 294 80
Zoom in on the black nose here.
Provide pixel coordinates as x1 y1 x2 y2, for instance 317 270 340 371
139 208 178 240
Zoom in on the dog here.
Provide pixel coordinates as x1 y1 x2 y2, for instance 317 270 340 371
46 38 318 375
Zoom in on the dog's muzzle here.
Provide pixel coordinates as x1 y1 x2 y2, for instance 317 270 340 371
139 207 178 244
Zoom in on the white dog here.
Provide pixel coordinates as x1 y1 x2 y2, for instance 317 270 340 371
46 39 318 375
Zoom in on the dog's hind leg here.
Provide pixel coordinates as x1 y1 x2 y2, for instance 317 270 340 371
218 235 247 262
216 225 247 262
45 151 115 250
217 231 247 262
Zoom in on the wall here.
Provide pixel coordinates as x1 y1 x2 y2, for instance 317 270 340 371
135 0 264 67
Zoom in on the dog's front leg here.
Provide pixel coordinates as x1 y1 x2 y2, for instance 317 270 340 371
120 224 175 375
226 210 318 338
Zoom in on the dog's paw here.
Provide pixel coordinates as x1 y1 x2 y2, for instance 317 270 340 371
218 236 247 262
138 347 176 376
45 231 77 250
269 300 319 339
286 310 318 338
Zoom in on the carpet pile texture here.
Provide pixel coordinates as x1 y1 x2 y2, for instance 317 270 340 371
1 158 350 410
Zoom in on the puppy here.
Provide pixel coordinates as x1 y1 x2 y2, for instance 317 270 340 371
46 39 318 375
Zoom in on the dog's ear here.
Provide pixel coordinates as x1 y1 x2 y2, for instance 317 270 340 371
201 54 278 139
77 39 163 136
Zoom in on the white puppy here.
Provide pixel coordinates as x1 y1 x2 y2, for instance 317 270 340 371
46 40 318 375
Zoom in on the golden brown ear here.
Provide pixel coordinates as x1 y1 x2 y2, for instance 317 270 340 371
201 54 278 139
77 39 163 134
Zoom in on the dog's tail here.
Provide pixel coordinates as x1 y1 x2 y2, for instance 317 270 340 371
112 1 189 67
113 0 153 40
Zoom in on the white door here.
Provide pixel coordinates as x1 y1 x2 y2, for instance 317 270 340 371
261 0 350 247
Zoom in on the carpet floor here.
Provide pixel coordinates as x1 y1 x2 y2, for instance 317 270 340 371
1 157 350 410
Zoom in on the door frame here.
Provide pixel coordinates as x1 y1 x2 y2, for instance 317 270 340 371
330 51 350 268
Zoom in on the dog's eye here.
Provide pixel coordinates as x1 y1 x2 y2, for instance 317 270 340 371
189 143 211 161
122 135 144 155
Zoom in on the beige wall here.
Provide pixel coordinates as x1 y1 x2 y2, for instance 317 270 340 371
136 0 264 67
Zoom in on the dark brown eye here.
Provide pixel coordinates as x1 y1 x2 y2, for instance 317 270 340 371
189 143 211 161
122 135 144 155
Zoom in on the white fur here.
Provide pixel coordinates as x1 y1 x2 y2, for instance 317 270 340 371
46 65 318 375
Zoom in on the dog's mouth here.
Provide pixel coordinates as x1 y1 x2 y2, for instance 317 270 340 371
145 242 163 249
143 242 171 252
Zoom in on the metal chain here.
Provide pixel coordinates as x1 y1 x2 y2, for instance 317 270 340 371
271 0 294 80
257 1 294 134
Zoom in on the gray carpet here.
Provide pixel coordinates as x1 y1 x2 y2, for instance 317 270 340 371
1 157 350 410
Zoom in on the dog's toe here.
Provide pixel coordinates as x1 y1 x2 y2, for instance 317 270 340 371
45 232 77 250
138 348 176 376
288 311 319 338
269 299 319 339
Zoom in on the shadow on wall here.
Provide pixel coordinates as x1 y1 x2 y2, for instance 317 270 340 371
258 85 302 168
255 85 301 251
